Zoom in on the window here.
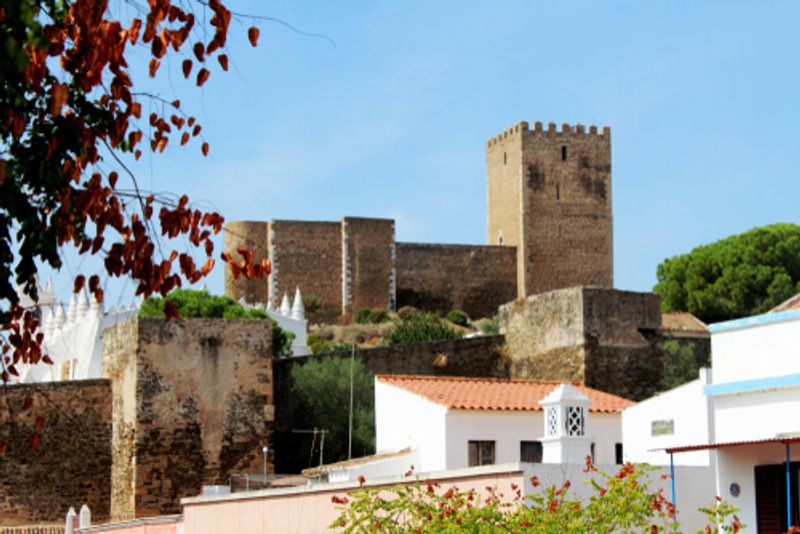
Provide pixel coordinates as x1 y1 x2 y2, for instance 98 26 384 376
503 151 507 165
556 183 560 200
651 419 675 437
615 443 623 465
561 145 567 160
468 441 495 466
520 441 543 463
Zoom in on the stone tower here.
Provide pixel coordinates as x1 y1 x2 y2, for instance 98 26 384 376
486 121 613 298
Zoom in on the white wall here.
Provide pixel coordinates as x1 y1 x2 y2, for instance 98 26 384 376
520 462 715 532
711 312 800 384
444 410 622 468
327 450 421 484
622 372 712 466
375 380 447 473
714 443 799 532
714 387 800 443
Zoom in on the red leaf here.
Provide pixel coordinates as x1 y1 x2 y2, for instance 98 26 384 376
50 83 69 116
180 132 190 145
22 396 33 411
201 142 209 156
218 54 229 71
193 42 205 62
0 442 6 457
93 288 104 304
73 275 85 293
34 415 45 432
42 354 54 365
192 124 202 137
108 171 119 188
149 58 160 78
182 59 192 79
88 275 100 293
248 27 260 47
30 433 40 451
164 300 179 321
171 99 181 109
196 68 210 87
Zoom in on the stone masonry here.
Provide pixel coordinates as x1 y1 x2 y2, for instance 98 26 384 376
102 317 273 518
499 287 662 401
225 120 613 322
487 121 613 297
0 379 112 524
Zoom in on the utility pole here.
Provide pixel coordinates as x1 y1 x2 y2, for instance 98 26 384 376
261 445 268 486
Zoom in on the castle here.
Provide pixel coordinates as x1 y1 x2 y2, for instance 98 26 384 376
225 120 614 322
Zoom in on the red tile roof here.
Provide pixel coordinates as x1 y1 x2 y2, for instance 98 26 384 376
771 292 800 312
377 375 633 414
661 312 709 334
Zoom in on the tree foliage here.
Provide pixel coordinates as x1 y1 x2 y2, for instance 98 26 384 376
331 459 743 533
385 311 463 346
140 289 294 357
654 224 800 323
661 339 709 391
289 356 375 466
0 0 266 382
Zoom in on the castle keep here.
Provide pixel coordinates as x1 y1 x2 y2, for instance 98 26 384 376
225 120 613 321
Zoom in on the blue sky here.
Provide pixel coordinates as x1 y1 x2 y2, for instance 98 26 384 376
38 1 800 308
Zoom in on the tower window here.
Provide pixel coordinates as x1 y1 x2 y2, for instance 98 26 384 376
556 184 560 200
561 146 567 160
503 151 507 165
498 232 504 246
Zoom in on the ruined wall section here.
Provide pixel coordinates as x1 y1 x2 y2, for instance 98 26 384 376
520 122 613 295
499 287 587 382
581 288 662 401
102 317 139 520
486 122 525 296
223 221 269 305
500 287 662 401
396 243 517 319
103 317 274 518
342 217 396 318
269 220 342 323
0 380 112 524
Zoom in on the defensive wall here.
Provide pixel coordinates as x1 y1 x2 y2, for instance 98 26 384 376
225 218 519 322
0 379 112 524
225 119 615 322
395 243 517 318
499 287 663 401
102 317 274 518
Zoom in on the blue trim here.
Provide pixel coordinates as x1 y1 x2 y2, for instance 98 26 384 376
670 453 677 527
709 309 800 333
704 373 800 396
787 444 793 530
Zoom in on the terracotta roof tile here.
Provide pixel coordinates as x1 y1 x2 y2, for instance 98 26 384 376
377 375 633 414
771 292 800 313
660 312 708 334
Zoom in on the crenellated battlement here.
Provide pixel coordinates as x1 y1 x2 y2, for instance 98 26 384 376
486 120 610 147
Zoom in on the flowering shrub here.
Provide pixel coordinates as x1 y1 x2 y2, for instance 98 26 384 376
330 458 742 533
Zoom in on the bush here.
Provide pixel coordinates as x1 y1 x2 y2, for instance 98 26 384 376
331 460 743 533
479 315 501 336
139 289 294 357
385 311 463 346
446 309 470 327
396 306 417 320
355 307 390 325
303 294 322 315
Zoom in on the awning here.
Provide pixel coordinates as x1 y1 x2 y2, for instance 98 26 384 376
654 436 800 454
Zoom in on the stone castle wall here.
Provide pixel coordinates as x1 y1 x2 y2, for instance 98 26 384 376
103 317 274 518
500 287 662 401
395 243 517 318
487 121 613 297
0 379 112 524
341 217 396 317
223 221 270 305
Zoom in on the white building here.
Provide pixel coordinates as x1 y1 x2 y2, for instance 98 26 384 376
626 305 800 532
622 368 714 467
375 374 633 474
240 287 310 356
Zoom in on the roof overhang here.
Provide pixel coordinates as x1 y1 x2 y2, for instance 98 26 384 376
655 436 800 454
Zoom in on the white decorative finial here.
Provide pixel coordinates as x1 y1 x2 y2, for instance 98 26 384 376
291 287 305 321
90 291 102 315
43 307 55 337
77 288 89 318
266 300 274 312
280 294 291 316
79 504 91 528
200 283 208 292
53 303 65 330
66 292 78 323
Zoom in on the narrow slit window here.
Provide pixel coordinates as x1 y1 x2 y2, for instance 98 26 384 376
556 184 560 200
561 146 567 160
503 152 507 165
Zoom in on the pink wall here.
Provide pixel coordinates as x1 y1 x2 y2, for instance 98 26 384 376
182 469 526 534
